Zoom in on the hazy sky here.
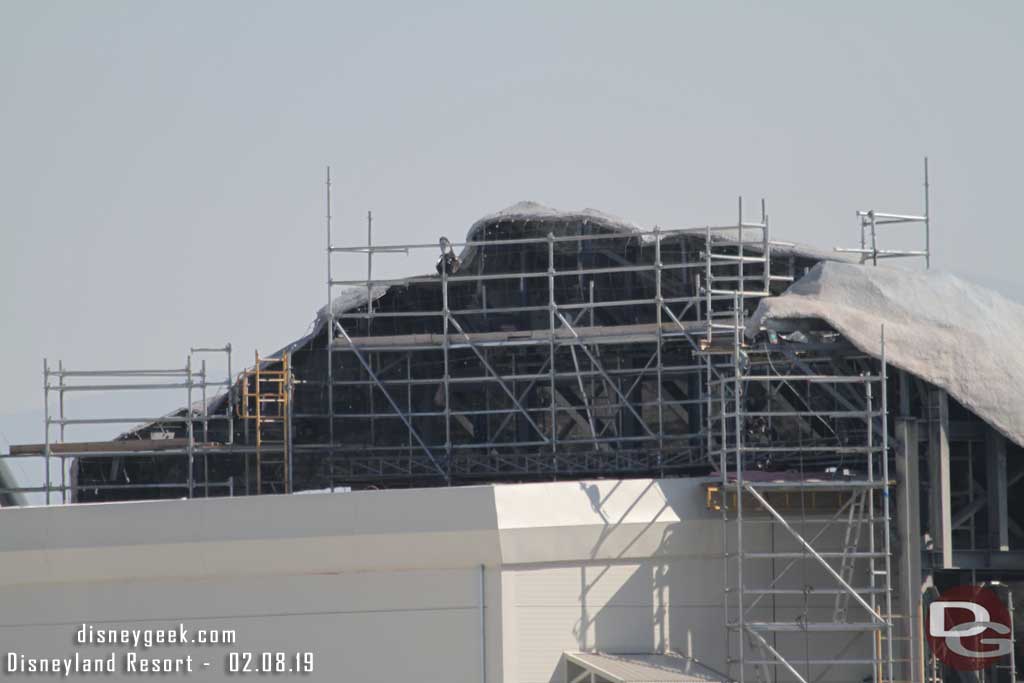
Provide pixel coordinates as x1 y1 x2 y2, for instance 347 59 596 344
2 1 1023 463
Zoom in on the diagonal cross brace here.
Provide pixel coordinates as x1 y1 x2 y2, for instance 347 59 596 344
567 345 597 437
594 349 657 441
555 311 658 440
778 345 890 447
743 491 861 619
445 313 550 443
334 322 448 482
744 625 809 683
488 308 591 443
745 483 886 624
659 301 700 353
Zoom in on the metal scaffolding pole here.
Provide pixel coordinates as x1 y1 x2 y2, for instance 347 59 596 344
43 358 50 505
325 166 334 489
835 159 932 268
12 195 845 502
706 223 895 680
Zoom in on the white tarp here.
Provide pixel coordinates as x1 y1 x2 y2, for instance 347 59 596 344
747 261 1024 448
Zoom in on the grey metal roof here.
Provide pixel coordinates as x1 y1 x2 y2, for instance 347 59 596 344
564 652 730 683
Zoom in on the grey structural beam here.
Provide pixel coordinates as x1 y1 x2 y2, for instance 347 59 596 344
986 428 1010 552
894 418 923 683
930 550 1024 571
928 388 953 569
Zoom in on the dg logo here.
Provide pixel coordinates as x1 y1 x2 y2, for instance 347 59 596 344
927 585 1013 671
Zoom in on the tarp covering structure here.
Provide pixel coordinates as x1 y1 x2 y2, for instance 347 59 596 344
747 261 1024 448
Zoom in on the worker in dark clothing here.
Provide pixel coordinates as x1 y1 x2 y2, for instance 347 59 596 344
436 237 461 276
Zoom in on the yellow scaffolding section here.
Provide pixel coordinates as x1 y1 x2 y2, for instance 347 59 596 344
238 351 292 494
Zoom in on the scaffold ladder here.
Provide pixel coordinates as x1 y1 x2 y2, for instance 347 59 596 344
238 351 292 494
704 289 897 681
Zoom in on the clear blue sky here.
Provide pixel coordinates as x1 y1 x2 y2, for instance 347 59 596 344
2 1 1022 465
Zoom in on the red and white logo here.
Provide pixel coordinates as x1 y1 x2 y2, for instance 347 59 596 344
927 585 1013 671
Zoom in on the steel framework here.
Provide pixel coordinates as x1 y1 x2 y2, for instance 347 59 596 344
317 171 786 487
705 290 899 681
3 179 928 679
835 157 931 268
8 163 1024 681
18 345 235 503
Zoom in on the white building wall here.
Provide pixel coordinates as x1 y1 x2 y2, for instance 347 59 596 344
1 569 489 682
491 479 728 683
506 559 728 683
0 478 874 683
0 487 504 682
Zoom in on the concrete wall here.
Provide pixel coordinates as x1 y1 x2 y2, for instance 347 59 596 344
0 486 503 682
0 478 873 683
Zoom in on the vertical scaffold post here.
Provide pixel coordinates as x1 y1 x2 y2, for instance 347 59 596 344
242 357 250 493
367 211 376 454
201 359 208 443
924 157 931 270
654 226 664 461
732 291 745 683
255 350 262 493
285 351 293 494
441 242 452 482
58 360 65 503
869 211 878 267
737 197 744 309
860 215 868 265
226 343 234 446
713 290 726 680
325 166 334 489
548 233 557 471
367 210 374 320
58 360 65 443
186 354 194 498
43 358 50 505
867 367 878 682
881 326 895 683
201 358 208 496
704 224 712 344
761 199 770 295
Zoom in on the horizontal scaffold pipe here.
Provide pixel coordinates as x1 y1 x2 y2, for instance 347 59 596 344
327 223 768 252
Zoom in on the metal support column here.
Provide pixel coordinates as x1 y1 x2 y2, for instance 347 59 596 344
928 388 952 568
895 417 922 683
986 427 1010 552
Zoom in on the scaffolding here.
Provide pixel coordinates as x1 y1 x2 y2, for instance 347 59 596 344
835 157 931 268
9 345 234 503
319 173 788 486
5 170 895 504
3 177 947 678
237 350 293 494
704 278 899 680
308 186 902 679
8 158 1024 681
